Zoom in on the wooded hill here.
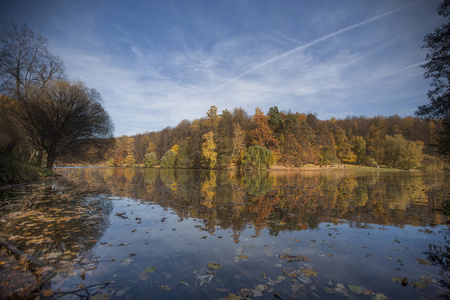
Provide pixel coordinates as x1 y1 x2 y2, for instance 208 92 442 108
105 106 444 170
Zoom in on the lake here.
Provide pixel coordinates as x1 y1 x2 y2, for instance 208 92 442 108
0 168 448 299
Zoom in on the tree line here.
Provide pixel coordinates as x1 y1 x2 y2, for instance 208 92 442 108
108 106 444 170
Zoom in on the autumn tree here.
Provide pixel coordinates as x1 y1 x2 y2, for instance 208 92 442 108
123 137 136 167
202 131 217 169
247 107 278 150
19 80 114 169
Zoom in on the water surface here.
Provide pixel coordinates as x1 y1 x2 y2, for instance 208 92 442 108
0 168 448 299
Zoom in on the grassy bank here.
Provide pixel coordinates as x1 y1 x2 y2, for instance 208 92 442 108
0 153 56 187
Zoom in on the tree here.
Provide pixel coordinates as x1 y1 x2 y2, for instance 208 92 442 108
0 22 66 154
19 80 114 169
352 136 366 164
243 145 276 169
383 134 423 169
144 152 158 168
202 131 217 169
416 0 450 155
0 22 65 99
160 149 177 168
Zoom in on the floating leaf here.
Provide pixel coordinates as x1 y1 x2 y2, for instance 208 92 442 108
144 266 157 273
411 281 427 290
416 258 432 266
279 254 310 262
301 268 318 277
159 285 171 291
207 262 222 269
223 293 241 300
347 285 364 294
373 293 389 300
239 255 249 260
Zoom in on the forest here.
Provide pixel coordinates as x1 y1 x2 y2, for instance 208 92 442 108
104 105 445 171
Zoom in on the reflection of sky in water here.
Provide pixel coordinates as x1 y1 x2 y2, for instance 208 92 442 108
58 196 447 299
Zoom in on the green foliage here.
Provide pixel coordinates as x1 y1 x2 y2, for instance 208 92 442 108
421 154 444 170
0 152 55 186
176 139 191 168
366 158 378 168
352 136 366 164
160 149 177 169
144 152 158 168
383 134 424 169
243 145 276 169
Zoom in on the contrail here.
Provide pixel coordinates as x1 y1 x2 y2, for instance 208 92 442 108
209 2 417 94
379 61 428 78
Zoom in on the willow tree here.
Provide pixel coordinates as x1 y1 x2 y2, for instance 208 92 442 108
20 80 114 169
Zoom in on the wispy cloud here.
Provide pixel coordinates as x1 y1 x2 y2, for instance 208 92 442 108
208 2 417 94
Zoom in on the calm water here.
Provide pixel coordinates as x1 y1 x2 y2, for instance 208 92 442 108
0 168 449 299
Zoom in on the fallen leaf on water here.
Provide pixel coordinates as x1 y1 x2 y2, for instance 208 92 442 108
159 285 171 291
325 287 337 294
223 293 241 300
373 293 389 300
347 285 364 294
120 258 133 265
415 258 432 266
301 268 318 277
411 281 427 290
144 266 157 273
279 254 310 262
207 262 222 270
239 255 249 260
347 284 374 295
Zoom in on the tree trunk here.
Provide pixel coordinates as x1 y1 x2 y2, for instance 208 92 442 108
4 141 17 154
36 150 43 166
46 151 56 169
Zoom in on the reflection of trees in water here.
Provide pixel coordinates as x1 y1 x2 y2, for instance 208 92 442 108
424 228 450 291
54 168 447 239
0 180 113 265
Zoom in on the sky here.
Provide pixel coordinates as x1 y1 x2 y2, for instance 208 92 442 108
0 0 446 136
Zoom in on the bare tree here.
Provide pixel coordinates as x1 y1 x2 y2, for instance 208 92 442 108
0 22 65 99
21 80 114 169
0 22 66 154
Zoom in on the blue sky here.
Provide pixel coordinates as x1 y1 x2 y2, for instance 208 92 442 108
0 0 446 136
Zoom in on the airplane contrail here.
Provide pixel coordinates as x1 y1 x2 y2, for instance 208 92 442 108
209 2 418 94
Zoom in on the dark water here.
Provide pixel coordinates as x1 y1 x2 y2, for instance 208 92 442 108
0 168 448 299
